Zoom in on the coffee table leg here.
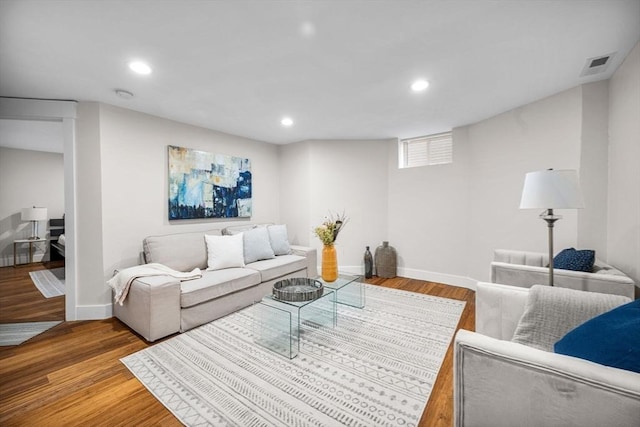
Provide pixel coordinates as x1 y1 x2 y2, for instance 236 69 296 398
252 302 298 359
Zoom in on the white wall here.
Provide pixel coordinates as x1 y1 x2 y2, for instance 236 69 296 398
278 140 312 246
74 102 106 309
387 128 471 285
0 147 64 266
87 103 281 308
385 86 585 286
608 41 640 285
578 81 609 257
465 86 583 282
280 139 390 274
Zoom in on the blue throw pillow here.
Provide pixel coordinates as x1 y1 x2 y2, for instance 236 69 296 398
554 299 640 373
553 248 595 272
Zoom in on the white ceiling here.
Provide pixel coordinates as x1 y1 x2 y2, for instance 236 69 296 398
1 0 639 147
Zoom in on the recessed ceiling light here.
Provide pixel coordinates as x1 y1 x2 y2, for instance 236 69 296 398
281 117 293 126
129 61 152 75
411 79 429 91
300 21 316 37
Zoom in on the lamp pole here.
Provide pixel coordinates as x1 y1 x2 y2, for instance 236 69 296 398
541 209 560 286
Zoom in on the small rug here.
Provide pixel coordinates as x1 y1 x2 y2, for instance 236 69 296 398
29 268 65 298
0 321 62 346
122 284 465 426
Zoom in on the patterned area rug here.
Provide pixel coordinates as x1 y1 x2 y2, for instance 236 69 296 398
0 321 62 346
122 284 465 427
29 268 65 298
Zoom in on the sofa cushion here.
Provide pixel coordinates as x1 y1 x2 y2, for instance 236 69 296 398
553 248 595 272
554 299 640 373
143 229 221 271
267 224 292 255
181 268 261 308
511 285 629 351
246 254 307 282
243 226 275 264
205 234 245 270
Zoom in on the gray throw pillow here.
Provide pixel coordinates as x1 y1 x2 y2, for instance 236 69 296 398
512 285 629 351
243 227 275 264
267 224 292 255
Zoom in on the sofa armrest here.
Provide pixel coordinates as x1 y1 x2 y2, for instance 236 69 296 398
113 275 181 342
476 282 529 340
290 245 318 278
454 329 640 427
491 261 636 298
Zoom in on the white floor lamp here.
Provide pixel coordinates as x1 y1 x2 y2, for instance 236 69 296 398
520 169 584 286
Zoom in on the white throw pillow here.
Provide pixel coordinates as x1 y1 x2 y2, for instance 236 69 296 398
205 233 245 271
243 226 275 264
267 224 292 255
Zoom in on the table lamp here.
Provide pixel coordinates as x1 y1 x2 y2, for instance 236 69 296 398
21 206 48 240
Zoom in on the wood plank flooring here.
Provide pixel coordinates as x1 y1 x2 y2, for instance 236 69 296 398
0 264 475 427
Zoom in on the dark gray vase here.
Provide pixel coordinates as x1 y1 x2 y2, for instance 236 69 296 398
364 246 373 279
375 241 397 278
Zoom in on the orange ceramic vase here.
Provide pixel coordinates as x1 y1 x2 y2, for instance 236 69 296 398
322 244 338 282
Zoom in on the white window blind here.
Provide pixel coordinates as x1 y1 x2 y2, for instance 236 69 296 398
399 132 453 168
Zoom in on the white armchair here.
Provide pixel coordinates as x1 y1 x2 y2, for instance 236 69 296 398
453 282 640 427
491 249 636 299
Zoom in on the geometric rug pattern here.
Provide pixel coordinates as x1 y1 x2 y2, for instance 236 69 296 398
0 321 62 346
122 284 465 426
29 268 65 298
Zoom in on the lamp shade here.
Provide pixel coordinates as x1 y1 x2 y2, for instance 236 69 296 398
520 169 585 209
21 207 48 221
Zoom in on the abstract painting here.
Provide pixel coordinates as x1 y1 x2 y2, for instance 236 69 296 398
168 145 252 219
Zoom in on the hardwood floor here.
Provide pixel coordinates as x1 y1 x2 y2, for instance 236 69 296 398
0 261 65 323
0 264 475 427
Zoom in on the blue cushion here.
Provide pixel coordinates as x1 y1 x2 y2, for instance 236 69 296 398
554 299 640 373
553 248 595 272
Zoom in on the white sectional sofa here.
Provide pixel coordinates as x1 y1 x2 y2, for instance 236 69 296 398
454 282 640 427
113 224 317 341
491 249 636 299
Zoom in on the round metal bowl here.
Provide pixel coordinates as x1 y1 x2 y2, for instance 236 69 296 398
272 278 324 302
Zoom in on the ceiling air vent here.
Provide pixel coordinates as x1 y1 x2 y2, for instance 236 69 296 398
580 52 616 77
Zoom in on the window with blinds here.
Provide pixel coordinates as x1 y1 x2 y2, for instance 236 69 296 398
399 132 453 168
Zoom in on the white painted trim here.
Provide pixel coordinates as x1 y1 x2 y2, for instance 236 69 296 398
76 303 113 320
333 265 477 291
338 265 364 276
398 268 477 291
63 116 78 321
0 97 77 120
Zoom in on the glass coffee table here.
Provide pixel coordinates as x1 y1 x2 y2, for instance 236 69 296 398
253 288 336 359
253 273 366 359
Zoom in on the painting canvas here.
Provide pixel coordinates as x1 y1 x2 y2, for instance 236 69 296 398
168 145 252 219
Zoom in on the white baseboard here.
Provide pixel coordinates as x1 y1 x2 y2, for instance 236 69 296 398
336 265 477 291
73 303 113 320
398 268 477 291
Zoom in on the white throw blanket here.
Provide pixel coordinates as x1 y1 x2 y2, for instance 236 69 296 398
107 263 202 305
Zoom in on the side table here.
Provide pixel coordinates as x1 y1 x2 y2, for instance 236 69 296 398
13 238 47 266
